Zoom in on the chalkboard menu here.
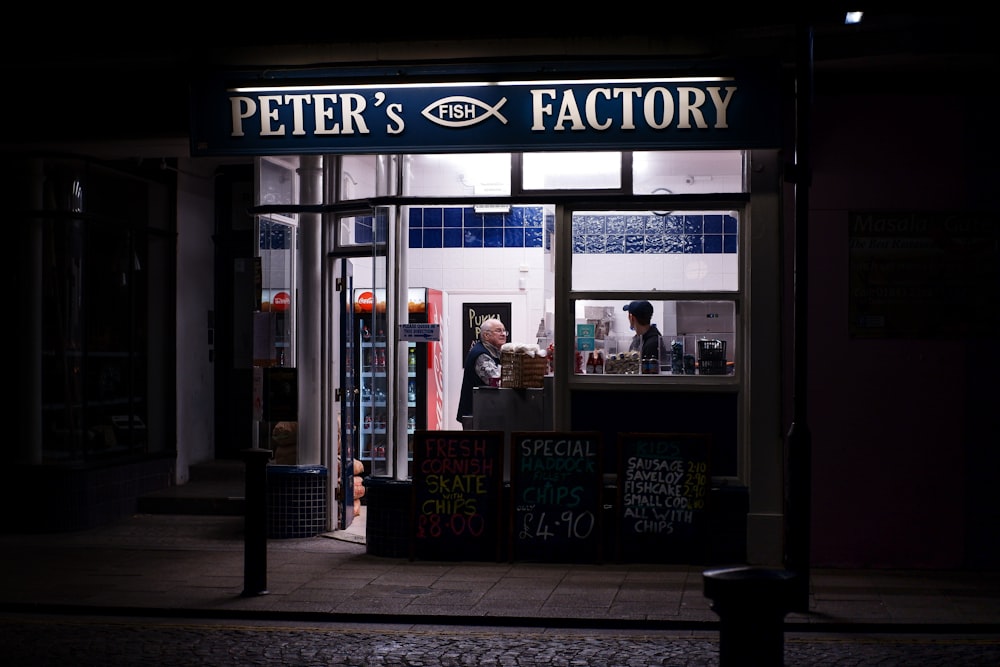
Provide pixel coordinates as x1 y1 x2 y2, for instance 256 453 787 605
412 430 504 561
509 431 603 563
617 433 711 563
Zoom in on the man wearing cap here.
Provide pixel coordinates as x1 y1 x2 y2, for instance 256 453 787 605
623 300 666 370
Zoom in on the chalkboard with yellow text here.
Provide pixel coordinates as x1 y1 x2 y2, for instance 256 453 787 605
616 433 711 563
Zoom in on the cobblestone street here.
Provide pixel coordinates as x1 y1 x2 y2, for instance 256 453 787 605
3 613 998 666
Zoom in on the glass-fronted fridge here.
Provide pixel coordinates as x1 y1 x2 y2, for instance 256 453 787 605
353 287 443 477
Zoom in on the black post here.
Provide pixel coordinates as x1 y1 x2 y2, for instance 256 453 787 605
242 447 271 596
703 567 797 667
785 19 814 612
701 20 816 666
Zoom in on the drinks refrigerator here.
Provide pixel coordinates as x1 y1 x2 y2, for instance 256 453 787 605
353 287 443 477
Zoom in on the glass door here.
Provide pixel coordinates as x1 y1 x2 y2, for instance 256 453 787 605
337 258 356 530
333 207 389 532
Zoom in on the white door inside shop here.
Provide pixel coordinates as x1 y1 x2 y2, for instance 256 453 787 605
444 291 528 429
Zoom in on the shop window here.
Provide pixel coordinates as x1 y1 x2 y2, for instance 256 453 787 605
257 217 296 366
36 159 170 462
402 153 511 197
569 299 736 376
522 151 621 190
340 154 399 200
257 156 300 223
632 150 745 195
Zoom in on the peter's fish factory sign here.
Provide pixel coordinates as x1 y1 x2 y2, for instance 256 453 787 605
191 62 780 156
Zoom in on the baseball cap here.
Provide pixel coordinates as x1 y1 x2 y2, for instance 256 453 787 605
623 300 653 319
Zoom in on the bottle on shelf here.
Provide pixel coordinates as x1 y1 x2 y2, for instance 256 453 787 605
408 346 416 372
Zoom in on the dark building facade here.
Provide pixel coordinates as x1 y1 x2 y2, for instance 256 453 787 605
2 12 997 570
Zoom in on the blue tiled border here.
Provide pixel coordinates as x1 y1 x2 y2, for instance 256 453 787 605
571 213 737 254
367 207 737 253
406 206 546 249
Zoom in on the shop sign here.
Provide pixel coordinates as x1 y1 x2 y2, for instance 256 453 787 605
399 323 441 342
848 211 999 339
191 64 780 156
272 291 290 311
354 289 387 313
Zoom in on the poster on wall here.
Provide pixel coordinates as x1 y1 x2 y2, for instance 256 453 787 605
848 211 999 339
461 302 512 365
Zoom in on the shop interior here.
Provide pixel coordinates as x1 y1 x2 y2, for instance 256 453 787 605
253 149 750 534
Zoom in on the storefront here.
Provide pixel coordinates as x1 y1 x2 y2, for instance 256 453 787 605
191 59 787 563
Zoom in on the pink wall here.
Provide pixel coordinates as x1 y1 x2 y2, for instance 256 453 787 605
799 90 997 568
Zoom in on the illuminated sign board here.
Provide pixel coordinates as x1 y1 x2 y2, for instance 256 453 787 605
191 64 780 156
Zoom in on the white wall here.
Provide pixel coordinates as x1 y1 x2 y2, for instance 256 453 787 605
175 159 219 482
409 244 546 427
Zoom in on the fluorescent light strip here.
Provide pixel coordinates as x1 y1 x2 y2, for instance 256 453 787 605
232 76 733 94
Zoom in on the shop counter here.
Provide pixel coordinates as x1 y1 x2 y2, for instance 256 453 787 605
472 378 553 481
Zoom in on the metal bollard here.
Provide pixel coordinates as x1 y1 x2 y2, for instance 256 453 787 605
702 566 799 667
241 447 272 597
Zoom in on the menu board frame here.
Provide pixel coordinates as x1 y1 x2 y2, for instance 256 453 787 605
411 430 505 561
508 431 604 563
616 432 711 563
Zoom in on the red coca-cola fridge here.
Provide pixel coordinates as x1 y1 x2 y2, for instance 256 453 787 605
353 287 443 476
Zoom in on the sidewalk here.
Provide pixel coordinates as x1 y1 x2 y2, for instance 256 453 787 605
1 512 998 631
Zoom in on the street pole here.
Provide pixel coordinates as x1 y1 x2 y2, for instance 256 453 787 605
784 20 814 612
242 447 271 596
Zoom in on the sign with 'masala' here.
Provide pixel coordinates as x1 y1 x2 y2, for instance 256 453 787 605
191 64 780 156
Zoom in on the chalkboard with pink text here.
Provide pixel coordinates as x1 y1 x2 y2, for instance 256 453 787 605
411 430 504 561
616 433 711 563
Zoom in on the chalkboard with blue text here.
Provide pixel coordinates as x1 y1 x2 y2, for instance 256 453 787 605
617 433 711 563
411 430 504 561
509 431 603 563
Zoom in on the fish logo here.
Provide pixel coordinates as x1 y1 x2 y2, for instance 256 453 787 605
421 96 508 128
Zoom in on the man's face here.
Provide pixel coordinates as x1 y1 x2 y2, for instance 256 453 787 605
628 313 635 331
